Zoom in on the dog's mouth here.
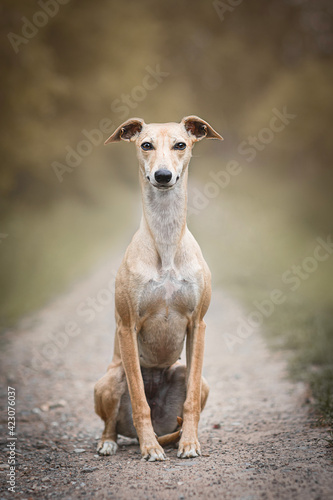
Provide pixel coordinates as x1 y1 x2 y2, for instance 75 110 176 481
155 184 174 190
147 175 179 190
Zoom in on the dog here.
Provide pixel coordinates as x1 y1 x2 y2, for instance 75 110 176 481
94 116 223 461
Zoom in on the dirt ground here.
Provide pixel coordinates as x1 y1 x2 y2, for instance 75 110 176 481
1 255 333 500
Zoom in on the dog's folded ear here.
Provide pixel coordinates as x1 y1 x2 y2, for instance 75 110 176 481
181 116 223 142
105 118 145 144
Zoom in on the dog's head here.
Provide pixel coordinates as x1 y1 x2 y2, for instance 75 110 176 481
105 116 223 190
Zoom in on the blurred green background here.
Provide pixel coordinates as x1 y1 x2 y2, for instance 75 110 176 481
1 1 332 432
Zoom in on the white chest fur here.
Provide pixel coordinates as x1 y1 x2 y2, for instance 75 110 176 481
138 269 199 318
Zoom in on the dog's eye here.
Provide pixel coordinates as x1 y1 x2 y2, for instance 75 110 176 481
141 142 154 151
173 142 186 150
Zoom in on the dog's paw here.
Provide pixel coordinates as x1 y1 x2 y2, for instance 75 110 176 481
177 437 201 459
141 441 166 462
97 440 118 456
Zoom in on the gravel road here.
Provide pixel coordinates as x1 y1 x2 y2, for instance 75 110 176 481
1 255 332 499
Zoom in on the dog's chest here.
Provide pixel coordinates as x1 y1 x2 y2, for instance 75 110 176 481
138 271 199 318
137 271 200 368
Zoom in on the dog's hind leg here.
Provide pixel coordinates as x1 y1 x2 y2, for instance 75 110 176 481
94 356 126 455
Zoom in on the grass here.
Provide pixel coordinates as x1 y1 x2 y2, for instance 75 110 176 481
266 302 333 443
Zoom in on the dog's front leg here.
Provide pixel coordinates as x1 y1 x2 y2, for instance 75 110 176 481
178 319 206 458
118 323 166 461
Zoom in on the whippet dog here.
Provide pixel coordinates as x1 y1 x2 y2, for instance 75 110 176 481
94 116 223 461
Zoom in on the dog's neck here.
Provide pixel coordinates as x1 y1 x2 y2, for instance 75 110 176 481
140 170 188 271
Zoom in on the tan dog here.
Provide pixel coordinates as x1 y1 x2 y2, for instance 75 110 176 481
94 116 223 461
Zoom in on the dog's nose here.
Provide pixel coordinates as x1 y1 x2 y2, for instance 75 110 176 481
154 169 172 185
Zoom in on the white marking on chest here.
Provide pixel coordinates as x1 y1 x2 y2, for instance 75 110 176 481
163 279 182 300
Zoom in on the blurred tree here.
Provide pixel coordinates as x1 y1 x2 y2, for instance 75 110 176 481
0 0 332 205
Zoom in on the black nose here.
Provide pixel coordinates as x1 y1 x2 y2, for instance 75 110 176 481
154 169 172 184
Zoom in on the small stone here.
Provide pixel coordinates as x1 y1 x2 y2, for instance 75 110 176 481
35 440 47 450
74 448 86 453
81 467 97 473
54 399 66 408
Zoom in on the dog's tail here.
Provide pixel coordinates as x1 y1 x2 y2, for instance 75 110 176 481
157 417 183 447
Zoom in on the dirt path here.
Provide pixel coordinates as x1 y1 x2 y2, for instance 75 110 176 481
1 255 332 499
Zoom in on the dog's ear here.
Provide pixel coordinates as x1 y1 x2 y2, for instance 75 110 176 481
104 118 145 144
181 116 223 142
